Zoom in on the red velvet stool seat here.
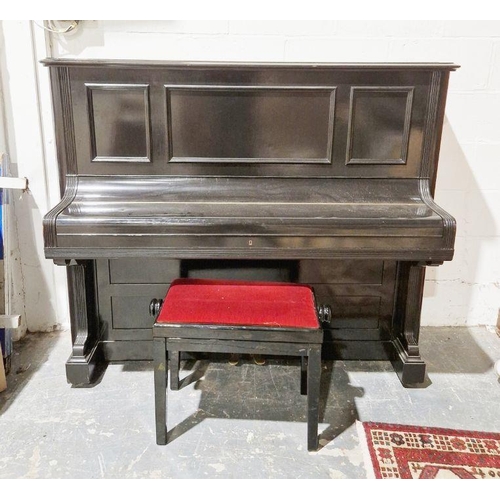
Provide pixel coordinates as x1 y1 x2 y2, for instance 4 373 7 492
152 279 325 451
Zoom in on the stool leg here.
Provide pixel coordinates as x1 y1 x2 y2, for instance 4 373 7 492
301 355 308 395
154 337 168 445
307 347 321 451
170 351 180 391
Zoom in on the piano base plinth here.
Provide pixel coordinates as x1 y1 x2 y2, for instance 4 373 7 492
83 337 427 387
65 261 108 386
317 339 427 386
389 262 428 386
390 339 427 387
65 340 107 386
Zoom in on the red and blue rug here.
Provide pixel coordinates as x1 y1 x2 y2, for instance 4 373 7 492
357 421 500 479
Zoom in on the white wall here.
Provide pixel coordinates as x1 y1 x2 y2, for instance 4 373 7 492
3 20 500 331
0 21 69 338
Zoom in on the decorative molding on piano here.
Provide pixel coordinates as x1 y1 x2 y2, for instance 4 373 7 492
43 174 78 248
392 336 427 386
420 71 442 179
45 246 456 262
403 263 426 349
165 85 336 164
390 262 427 386
86 83 152 163
41 59 460 71
346 86 414 166
66 261 105 385
68 264 91 358
419 178 456 250
56 66 78 176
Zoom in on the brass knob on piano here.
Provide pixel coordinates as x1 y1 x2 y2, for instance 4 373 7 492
149 298 164 317
317 304 332 324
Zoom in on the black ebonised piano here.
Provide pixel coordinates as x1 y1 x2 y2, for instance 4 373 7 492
42 59 458 387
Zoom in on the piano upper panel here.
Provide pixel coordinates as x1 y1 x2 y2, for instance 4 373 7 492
44 60 457 180
43 60 457 263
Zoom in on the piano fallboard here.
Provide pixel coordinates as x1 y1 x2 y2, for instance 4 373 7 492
45 176 454 261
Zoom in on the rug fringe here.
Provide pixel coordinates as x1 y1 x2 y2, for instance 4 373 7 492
356 420 376 479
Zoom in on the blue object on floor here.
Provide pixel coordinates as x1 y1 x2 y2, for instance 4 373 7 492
0 155 11 372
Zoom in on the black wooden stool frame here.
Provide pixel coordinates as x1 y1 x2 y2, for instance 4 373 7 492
153 324 324 451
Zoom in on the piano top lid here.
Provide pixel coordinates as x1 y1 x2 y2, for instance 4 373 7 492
40 58 460 71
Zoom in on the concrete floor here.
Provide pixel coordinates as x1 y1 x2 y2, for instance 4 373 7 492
1 326 500 479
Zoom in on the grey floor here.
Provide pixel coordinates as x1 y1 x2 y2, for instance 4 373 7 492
1 326 500 479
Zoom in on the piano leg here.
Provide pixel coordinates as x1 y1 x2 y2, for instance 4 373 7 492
154 337 168 445
65 260 106 385
391 262 427 387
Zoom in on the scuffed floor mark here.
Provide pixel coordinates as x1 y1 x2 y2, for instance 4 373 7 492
98 453 106 478
264 432 286 442
99 431 114 437
126 445 150 471
318 443 363 467
328 468 347 479
208 463 225 473
25 445 41 478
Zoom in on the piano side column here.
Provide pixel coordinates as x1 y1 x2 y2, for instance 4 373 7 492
391 261 428 386
64 260 106 385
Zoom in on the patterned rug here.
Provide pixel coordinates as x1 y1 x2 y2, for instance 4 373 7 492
357 421 500 479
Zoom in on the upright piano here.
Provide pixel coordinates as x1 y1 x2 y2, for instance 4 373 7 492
42 59 458 387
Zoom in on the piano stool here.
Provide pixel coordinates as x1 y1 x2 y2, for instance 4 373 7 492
152 279 325 451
